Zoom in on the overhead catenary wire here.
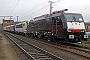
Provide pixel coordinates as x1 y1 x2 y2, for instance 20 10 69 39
31 0 60 14
25 0 48 14
0 9 9 15
54 0 61 3
32 5 49 14
20 0 48 18
9 0 20 15
8 0 15 13
20 0 60 20
21 5 49 19
31 0 61 15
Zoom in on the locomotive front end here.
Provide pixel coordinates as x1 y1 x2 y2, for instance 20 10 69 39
65 13 88 42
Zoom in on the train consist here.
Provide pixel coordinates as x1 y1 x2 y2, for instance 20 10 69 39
3 9 88 43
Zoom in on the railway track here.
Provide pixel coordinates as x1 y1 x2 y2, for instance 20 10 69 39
2 31 90 60
34 39 90 59
52 42 90 57
2 31 63 60
33 36 90 59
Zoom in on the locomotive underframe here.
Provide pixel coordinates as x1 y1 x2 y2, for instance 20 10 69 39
28 29 88 43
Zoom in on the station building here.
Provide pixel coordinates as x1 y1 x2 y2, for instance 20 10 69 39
2 19 14 27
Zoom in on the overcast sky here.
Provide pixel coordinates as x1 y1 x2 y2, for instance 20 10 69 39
0 0 90 23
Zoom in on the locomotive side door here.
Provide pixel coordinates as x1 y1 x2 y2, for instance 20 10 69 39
52 16 63 36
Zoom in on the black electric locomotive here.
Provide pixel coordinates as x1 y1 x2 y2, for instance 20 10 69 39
27 9 88 43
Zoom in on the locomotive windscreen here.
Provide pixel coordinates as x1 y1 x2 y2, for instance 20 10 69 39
16 24 23 28
64 13 84 22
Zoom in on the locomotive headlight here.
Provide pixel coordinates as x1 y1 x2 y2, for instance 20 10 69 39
52 33 53 36
67 29 72 32
81 30 84 32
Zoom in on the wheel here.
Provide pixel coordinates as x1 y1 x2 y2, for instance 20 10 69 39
51 37 56 42
84 38 87 41
38 34 42 39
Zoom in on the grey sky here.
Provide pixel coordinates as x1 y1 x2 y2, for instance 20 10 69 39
0 0 90 23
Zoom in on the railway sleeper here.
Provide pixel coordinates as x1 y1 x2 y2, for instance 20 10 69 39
32 55 49 58
36 57 53 60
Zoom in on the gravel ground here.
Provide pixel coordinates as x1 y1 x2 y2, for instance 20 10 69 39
12 33 88 60
81 39 90 47
0 32 20 60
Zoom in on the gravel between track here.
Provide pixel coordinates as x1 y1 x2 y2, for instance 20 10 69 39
11 33 88 60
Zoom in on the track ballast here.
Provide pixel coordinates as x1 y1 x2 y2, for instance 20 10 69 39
3 31 63 60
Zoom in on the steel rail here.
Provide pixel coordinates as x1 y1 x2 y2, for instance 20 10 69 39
34 39 90 60
2 31 63 60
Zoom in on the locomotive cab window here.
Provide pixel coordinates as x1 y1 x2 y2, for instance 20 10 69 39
65 13 84 22
16 24 23 28
52 16 62 25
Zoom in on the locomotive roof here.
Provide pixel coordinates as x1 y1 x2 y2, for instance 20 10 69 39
6 25 10 27
34 9 68 21
33 8 82 22
64 13 81 15
33 12 82 21
34 12 63 21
